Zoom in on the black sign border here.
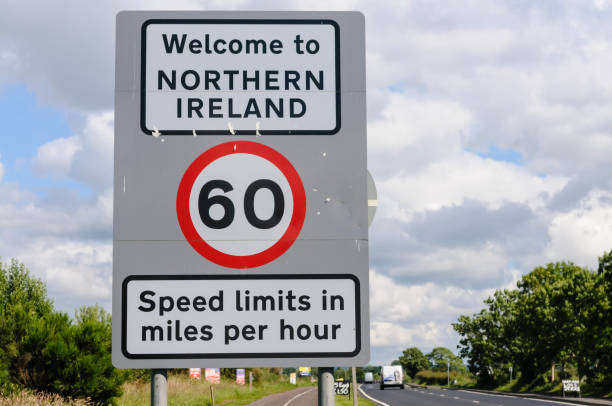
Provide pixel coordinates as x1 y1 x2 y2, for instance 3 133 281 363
140 19 341 136
121 274 361 359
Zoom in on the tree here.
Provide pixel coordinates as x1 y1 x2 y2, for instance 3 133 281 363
0 259 54 388
513 262 597 381
0 260 125 404
454 257 607 388
398 347 429 378
581 251 612 387
19 305 125 405
426 347 465 373
454 288 521 386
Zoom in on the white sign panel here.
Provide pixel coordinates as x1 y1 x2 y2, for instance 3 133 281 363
142 20 340 135
562 380 580 392
122 275 360 359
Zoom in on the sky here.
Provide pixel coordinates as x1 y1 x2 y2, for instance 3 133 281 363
1 0 612 366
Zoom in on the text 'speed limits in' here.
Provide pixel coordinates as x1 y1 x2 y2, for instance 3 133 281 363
142 20 340 135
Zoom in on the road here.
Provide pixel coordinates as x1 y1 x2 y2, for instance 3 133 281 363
360 384 582 406
247 386 316 406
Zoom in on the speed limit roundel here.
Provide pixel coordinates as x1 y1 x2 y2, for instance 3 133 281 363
176 141 306 268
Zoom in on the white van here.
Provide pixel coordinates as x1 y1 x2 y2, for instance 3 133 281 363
364 372 374 383
380 365 404 390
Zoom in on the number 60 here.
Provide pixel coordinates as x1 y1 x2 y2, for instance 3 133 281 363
199 179 285 230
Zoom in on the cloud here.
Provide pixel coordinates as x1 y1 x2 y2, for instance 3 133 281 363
406 200 549 255
0 0 205 112
69 112 114 190
543 189 612 269
368 270 493 362
0 184 113 312
0 110 114 313
31 112 113 191
33 136 82 177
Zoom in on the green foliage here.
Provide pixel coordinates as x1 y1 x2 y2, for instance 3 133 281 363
454 253 612 392
334 368 347 380
247 368 282 383
583 250 612 388
453 289 519 386
398 347 429 378
426 347 465 373
0 259 54 390
0 260 126 404
221 368 236 380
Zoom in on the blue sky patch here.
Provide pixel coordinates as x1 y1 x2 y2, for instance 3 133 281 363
0 85 91 198
476 144 523 165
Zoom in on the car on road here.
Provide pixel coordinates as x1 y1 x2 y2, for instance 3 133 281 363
380 365 404 390
364 372 374 383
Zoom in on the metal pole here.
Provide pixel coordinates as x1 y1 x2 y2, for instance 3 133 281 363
447 362 450 387
352 367 358 406
318 367 335 406
509 366 512 382
151 369 168 406
551 363 555 381
249 371 253 392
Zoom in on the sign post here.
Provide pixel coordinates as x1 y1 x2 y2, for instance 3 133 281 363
114 10 368 405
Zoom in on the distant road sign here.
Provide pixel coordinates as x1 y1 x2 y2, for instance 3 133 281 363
189 368 201 379
562 380 580 392
334 381 350 395
205 368 220 384
236 369 245 385
113 10 369 369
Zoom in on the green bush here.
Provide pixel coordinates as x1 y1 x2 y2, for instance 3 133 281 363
415 370 463 386
0 260 126 404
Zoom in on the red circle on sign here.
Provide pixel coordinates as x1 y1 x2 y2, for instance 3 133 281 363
176 141 306 269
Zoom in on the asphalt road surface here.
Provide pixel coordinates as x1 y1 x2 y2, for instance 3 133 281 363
360 384 582 406
247 386 316 406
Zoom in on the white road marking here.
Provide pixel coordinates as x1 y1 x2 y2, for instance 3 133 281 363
282 388 315 406
458 390 581 406
358 384 391 406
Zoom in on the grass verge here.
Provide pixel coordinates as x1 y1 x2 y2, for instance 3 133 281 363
0 391 89 405
118 374 313 406
335 393 376 405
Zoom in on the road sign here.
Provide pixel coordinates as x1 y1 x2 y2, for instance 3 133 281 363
334 381 350 395
189 368 201 379
113 11 368 368
236 369 245 385
205 368 220 384
562 380 580 392
176 141 306 268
